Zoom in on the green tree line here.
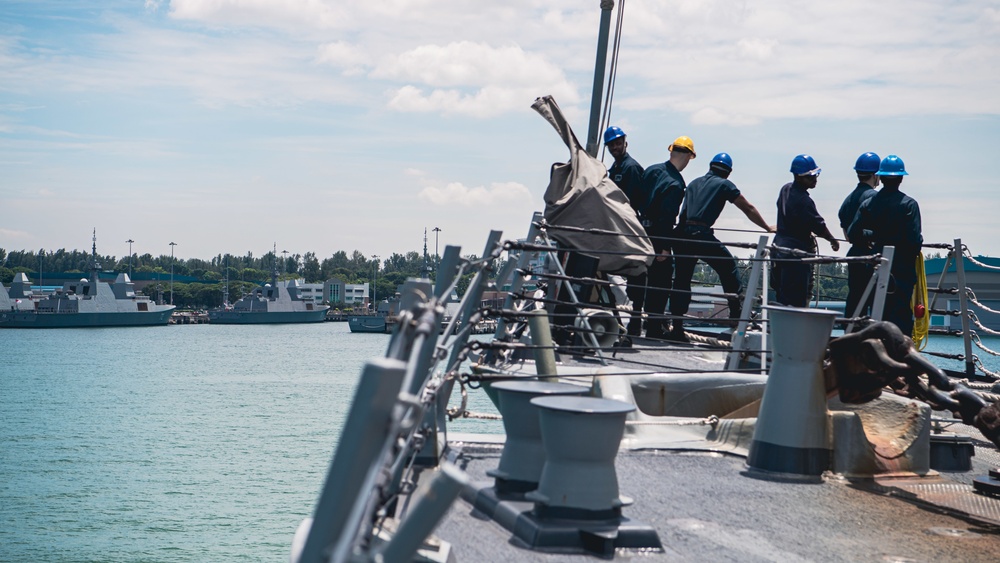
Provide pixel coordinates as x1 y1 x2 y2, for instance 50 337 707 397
0 247 465 309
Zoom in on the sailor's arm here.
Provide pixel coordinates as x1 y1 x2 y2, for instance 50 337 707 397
733 195 776 232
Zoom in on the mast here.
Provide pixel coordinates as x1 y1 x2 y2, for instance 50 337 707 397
271 243 278 286
422 228 432 278
89 228 101 281
584 0 616 157
223 256 230 306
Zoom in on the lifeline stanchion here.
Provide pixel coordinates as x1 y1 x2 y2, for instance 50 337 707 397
747 305 838 481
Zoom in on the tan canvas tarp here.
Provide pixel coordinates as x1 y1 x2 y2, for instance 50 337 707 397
532 95 653 276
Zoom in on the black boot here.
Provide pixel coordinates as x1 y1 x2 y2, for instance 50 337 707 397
664 320 689 343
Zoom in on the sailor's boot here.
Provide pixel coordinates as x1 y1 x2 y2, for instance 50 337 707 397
665 319 689 343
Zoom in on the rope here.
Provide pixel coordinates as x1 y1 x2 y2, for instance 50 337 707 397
969 312 1000 336
971 332 1000 357
598 0 625 164
974 357 1000 380
627 415 719 427
967 288 1000 315
912 254 930 350
963 249 1000 271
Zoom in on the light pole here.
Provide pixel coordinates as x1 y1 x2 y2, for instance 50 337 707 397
126 239 134 278
169 242 177 305
372 255 379 311
432 227 441 270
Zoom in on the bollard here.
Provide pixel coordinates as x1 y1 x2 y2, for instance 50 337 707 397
747 305 837 480
527 395 635 516
486 381 590 494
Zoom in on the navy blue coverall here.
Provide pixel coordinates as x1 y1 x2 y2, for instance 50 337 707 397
773 180 831 307
847 185 923 336
671 170 744 323
608 152 647 336
838 182 877 318
636 161 686 336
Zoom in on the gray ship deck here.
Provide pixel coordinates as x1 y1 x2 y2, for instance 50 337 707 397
437 438 1000 562
443 332 1000 562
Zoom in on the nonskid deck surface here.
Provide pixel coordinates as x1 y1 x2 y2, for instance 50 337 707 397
437 444 1000 562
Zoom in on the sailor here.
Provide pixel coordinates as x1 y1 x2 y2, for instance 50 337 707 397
635 136 695 338
604 126 648 340
604 126 645 214
848 155 922 336
667 153 775 342
838 152 880 319
773 154 840 307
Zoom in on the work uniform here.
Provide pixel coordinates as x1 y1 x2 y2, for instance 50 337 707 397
838 183 877 318
773 180 831 307
847 186 923 336
608 152 647 336
671 170 743 323
608 152 645 215
636 161 686 337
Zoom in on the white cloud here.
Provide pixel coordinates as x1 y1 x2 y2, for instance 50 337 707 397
170 0 349 30
418 181 532 207
374 42 577 116
316 41 371 75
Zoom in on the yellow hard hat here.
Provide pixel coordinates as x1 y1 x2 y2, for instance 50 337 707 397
668 136 696 157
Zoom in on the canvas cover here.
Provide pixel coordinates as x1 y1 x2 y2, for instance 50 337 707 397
532 95 653 276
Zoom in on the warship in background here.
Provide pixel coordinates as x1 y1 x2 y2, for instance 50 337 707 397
208 251 329 324
0 232 175 328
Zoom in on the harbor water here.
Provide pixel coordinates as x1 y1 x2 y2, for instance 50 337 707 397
1 322 997 561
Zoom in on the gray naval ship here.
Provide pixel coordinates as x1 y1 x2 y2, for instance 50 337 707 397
0 233 175 328
287 4 1000 560
208 273 329 325
287 96 1000 563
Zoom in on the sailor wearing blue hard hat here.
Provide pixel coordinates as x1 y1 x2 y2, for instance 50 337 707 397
603 126 647 342
772 154 840 307
604 126 645 215
848 155 922 336
666 153 775 341
838 152 881 318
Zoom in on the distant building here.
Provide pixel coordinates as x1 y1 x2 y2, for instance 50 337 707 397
324 279 369 308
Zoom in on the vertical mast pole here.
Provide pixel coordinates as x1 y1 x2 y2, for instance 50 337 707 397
585 0 615 157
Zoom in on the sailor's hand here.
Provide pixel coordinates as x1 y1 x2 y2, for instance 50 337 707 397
829 238 840 252
655 249 670 262
767 225 777 233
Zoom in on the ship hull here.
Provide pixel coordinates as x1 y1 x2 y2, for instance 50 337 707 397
347 316 389 333
0 309 175 328
208 309 329 324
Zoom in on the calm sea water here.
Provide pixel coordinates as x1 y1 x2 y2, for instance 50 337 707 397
1 323 997 561
0 322 497 562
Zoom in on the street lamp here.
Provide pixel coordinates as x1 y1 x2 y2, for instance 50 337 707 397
372 255 379 311
169 242 177 305
432 227 441 270
126 239 134 278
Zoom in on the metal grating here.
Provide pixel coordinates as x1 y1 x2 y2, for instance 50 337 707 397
869 478 1000 528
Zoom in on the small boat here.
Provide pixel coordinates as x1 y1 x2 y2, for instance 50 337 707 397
0 232 175 328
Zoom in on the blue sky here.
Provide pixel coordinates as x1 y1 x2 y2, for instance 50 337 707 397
2 0 999 264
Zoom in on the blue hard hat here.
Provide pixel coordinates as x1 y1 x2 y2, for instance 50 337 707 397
603 126 626 144
854 152 881 173
710 152 733 170
876 154 908 176
790 154 821 176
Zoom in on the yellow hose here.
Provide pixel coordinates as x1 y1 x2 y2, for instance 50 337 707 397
912 254 930 349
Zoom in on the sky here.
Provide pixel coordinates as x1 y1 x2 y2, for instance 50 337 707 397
1 0 999 265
